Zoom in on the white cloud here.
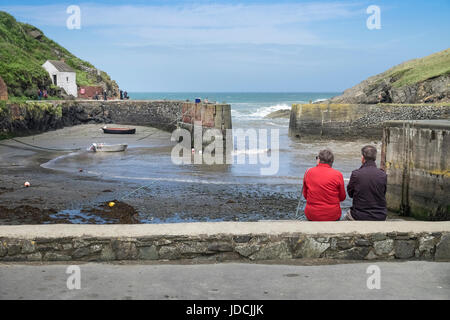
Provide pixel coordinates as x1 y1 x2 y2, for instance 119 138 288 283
4 2 362 45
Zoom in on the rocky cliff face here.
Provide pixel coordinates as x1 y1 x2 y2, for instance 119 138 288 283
330 49 450 104
0 75 7 100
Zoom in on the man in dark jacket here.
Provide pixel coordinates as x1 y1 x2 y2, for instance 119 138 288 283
344 145 387 221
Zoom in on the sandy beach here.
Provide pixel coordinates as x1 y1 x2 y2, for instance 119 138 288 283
0 124 302 224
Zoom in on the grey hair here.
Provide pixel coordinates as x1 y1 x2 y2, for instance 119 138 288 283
318 149 334 166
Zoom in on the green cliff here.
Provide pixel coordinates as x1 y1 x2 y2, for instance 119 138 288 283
330 48 450 104
0 11 119 99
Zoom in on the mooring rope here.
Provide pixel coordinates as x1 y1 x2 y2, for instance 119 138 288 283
9 138 81 152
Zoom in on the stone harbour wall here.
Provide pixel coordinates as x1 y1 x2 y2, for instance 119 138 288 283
382 120 450 221
0 100 232 137
289 103 450 139
0 222 449 262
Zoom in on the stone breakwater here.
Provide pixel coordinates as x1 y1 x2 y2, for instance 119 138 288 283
0 100 231 137
382 120 450 221
0 222 449 262
289 103 450 139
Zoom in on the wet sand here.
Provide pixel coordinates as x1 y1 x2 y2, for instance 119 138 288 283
0 124 300 224
0 124 410 224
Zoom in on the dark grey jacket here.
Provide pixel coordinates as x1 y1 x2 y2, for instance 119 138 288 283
347 160 387 221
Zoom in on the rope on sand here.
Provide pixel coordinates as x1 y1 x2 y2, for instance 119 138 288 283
9 138 81 152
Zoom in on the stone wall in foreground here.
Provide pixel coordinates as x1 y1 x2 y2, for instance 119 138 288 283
288 103 450 139
1 229 449 262
382 120 450 221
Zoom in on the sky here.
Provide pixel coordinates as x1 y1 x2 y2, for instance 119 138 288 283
1 0 449 92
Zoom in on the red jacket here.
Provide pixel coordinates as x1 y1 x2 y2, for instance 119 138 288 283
303 163 346 221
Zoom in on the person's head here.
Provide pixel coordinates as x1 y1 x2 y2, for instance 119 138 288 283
361 145 377 163
316 149 334 167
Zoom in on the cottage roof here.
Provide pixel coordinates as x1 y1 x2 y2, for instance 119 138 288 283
47 60 75 73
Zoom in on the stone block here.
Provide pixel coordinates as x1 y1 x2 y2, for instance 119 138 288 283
235 243 260 258
294 238 330 258
21 240 36 254
100 246 115 261
112 241 138 260
435 234 450 261
417 235 436 258
207 242 233 252
62 243 73 251
159 245 182 260
371 233 387 242
27 252 42 261
139 246 159 260
336 239 353 250
374 239 394 256
6 242 21 256
0 241 7 257
355 238 371 247
72 247 91 259
394 240 416 259
249 241 292 261
233 236 252 244
365 249 378 260
329 247 371 260
73 239 90 249
89 244 103 254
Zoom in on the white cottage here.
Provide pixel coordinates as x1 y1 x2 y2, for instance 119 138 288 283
42 60 77 97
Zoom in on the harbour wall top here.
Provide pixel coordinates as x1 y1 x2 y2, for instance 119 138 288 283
289 103 450 139
0 100 232 137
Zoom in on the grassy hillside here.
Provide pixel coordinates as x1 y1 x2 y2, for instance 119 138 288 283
0 11 118 98
330 48 450 104
380 48 450 88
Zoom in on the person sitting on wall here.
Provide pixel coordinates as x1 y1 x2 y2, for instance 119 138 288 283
343 145 387 221
302 149 346 221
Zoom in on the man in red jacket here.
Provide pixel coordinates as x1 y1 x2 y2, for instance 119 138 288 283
303 149 346 221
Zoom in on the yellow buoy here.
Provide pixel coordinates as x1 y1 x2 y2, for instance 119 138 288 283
108 202 116 208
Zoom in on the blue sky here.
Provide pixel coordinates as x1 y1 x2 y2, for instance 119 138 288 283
1 0 449 92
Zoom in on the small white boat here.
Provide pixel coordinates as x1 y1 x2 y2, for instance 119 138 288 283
89 143 128 152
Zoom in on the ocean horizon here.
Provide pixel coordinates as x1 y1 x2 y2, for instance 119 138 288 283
128 92 339 124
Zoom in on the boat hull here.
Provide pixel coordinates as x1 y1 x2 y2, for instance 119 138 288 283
102 128 136 134
90 144 128 152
